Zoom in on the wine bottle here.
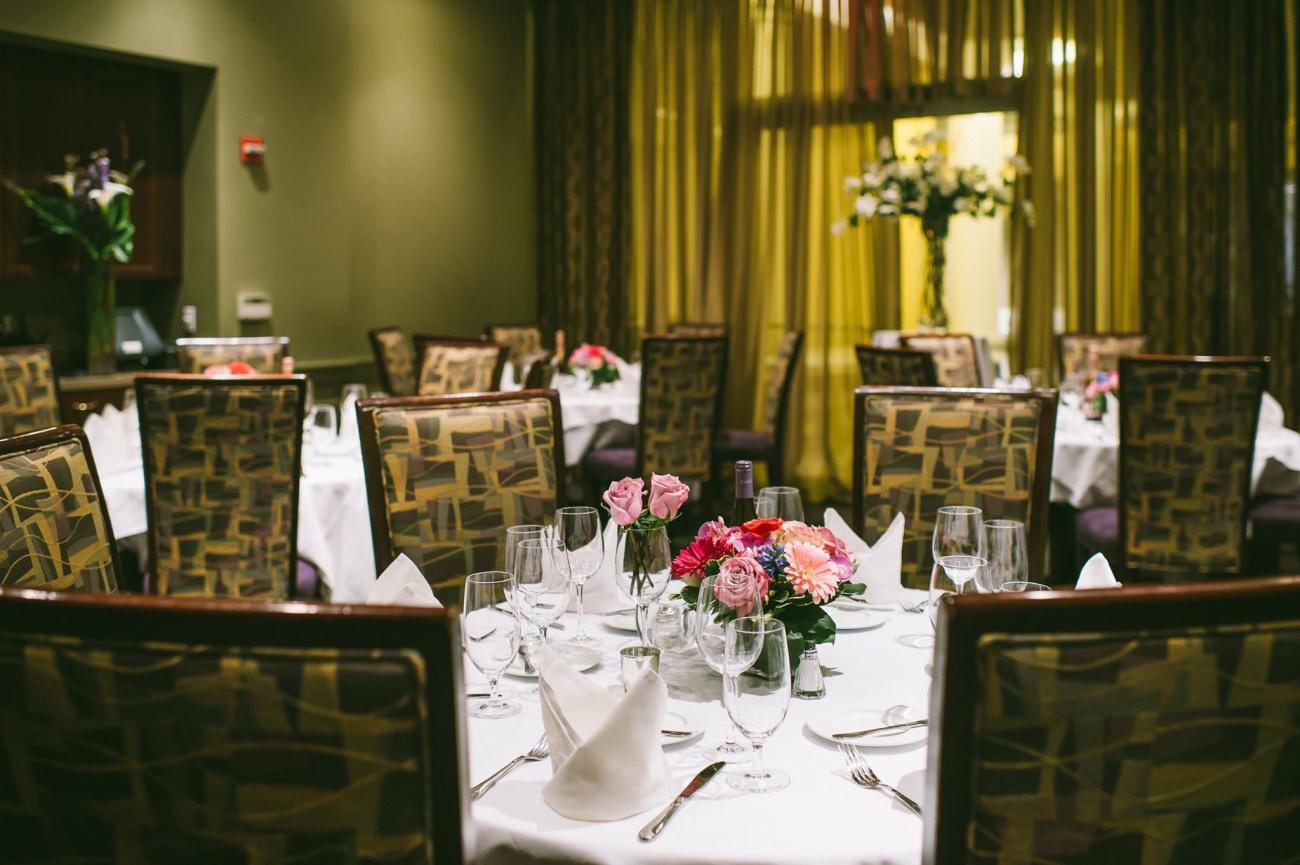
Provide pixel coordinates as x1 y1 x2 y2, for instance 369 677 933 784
731 460 757 524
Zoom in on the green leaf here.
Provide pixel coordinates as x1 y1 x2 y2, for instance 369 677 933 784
839 581 866 596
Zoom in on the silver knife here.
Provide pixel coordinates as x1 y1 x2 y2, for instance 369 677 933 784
638 761 725 841
832 719 928 740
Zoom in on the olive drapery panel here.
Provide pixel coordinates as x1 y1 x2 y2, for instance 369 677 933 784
1138 0 1298 420
534 0 634 354
1009 0 1142 380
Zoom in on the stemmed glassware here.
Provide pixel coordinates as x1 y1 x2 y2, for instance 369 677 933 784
756 486 805 521
695 574 764 762
978 519 1027 593
461 570 522 719
512 536 568 645
724 616 791 793
929 506 987 630
553 506 603 645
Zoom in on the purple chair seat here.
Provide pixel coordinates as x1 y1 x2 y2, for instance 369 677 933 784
1075 506 1120 561
1250 495 1300 544
715 428 775 459
582 447 637 487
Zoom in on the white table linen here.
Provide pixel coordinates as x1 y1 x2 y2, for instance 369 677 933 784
542 365 640 465
467 604 932 865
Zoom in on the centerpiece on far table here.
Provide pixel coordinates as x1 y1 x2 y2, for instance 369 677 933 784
566 343 622 388
833 133 1028 329
4 151 143 375
1083 370 1119 420
673 517 865 663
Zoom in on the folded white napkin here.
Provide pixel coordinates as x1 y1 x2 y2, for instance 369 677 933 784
538 649 670 821
567 519 622 614
1102 394 1120 438
1260 392 1285 432
825 507 904 603
1076 553 1122 590
367 554 443 606
83 403 132 473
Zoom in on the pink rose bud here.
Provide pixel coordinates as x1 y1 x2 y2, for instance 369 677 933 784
647 473 690 520
603 476 645 526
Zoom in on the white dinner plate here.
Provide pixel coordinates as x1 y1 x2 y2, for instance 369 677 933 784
825 606 887 631
661 710 704 747
602 609 639 633
807 705 927 748
505 642 602 678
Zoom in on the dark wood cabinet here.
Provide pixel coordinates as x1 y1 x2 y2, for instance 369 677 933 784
0 43 182 281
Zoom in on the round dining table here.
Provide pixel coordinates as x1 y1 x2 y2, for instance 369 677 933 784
466 595 933 865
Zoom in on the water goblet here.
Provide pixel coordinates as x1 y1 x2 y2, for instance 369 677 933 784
512 536 568 644
461 570 522 719
724 616 791 793
554 506 603 644
978 519 1027 593
695 574 764 762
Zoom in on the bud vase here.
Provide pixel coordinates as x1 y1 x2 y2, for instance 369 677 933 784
921 227 949 330
85 262 116 375
614 526 672 645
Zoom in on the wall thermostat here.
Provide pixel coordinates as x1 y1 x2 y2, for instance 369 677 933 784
237 291 273 322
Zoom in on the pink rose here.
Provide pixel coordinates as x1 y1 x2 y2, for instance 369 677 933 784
715 555 770 615
648 473 690 520
603 477 645 526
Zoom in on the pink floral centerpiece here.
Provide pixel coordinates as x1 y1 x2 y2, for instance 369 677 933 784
567 343 622 388
1083 370 1119 420
673 516 865 659
203 361 257 376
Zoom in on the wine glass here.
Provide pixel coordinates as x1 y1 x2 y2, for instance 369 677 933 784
554 506 603 644
696 574 764 762
756 486 804 521
929 506 986 630
461 571 522 719
512 537 568 644
304 404 338 459
613 528 672 645
1000 581 1052 592
978 519 1027 593
502 524 547 573
724 616 791 793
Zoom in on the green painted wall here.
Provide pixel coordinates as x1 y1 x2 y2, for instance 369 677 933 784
0 0 534 367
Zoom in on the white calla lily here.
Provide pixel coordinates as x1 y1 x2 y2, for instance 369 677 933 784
88 181 133 210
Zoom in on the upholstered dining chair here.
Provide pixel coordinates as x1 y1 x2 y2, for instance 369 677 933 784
357 389 565 603
855 344 939 387
415 336 509 396
0 587 469 864
0 344 61 436
927 576 1300 865
368 325 418 396
1248 494 1300 574
0 425 120 592
1056 331 1148 380
175 336 290 373
668 321 729 337
853 386 1058 589
583 334 729 501
1075 355 1268 582
715 330 804 485
135 373 307 599
899 332 982 388
486 323 545 380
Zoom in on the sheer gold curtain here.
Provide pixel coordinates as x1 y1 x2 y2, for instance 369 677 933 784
630 0 893 501
1010 0 1141 379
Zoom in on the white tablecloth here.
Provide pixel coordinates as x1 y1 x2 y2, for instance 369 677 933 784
505 364 640 464
1051 399 1300 509
467 603 932 865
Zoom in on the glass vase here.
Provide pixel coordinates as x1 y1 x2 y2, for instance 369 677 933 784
85 262 117 376
613 526 672 645
921 228 949 330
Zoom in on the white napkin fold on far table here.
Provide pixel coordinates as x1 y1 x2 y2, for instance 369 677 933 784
538 649 670 821
824 508 905 604
1260 392 1285 433
367 554 443 607
83 403 137 474
1075 553 1122 590
566 519 623 614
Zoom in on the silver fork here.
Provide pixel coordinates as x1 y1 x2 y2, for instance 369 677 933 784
899 595 929 614
471 735 549 800
837 743 922 816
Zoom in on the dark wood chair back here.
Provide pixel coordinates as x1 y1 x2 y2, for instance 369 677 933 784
0 587 469 864
0 344 61 436
175 336 290 373
853 386 1058 588
368 325 418 396
855 344 939 387
928 576 1300 865
639 334 729 488
135 373 306 598
0 424 120 592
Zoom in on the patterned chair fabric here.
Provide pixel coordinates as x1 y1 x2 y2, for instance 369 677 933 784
0 427 118 592
0 591 468 864
758 330 804 438
900 333 981 388
1059 331 1148 379
667 322 728 337
0 345 60 437
487 324 544 369
417 343 507 396
137 375 306 598
360 392 563 599
1119 356 1266 578
855 345 939 388
175 337 290 374
931 581 1300 865
369 326 417 396
639 335 729 485
854 388 1056 588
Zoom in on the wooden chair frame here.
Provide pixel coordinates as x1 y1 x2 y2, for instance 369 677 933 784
134 373 307 598
854 344 939 387
356 389 568 576
0 586 470 863
927 575 1300 865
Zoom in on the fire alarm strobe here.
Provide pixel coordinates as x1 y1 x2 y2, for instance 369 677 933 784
240 136 266 165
